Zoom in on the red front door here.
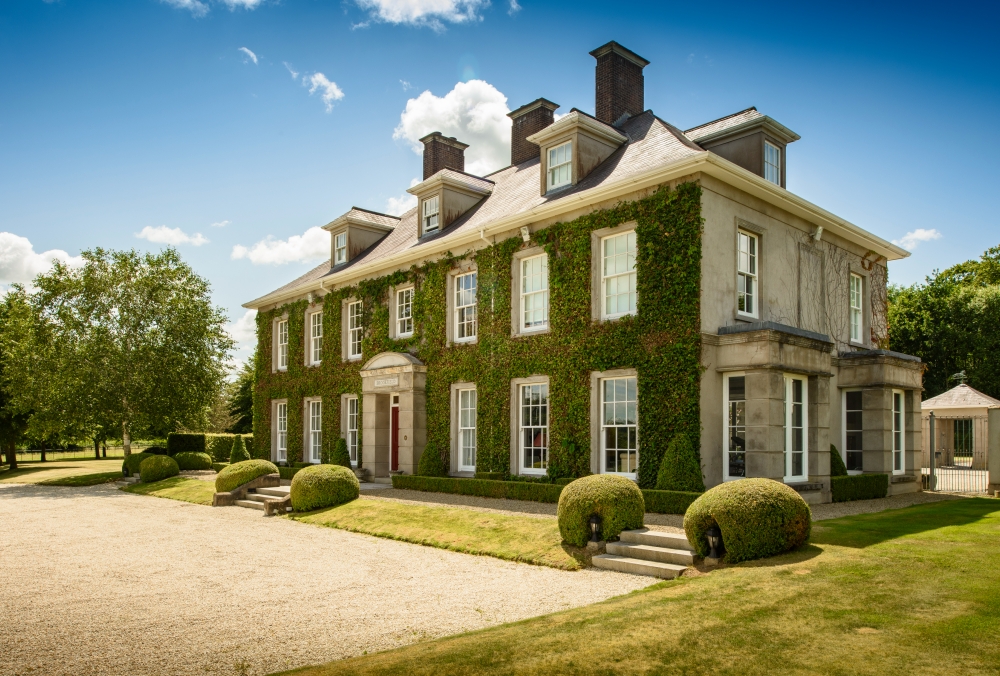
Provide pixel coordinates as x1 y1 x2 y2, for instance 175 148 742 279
390 403 399 472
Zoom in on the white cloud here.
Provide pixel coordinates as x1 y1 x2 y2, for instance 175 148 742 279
0 232 82 287
283 62 299 79
231 227 328 265
238 47 258 64
211 220 230 228
221 0 265 8
508 0 520 15
303 73 345 112
227 309 258 345
394 79 510 175
136 225 209 247
400 79 412 91
160 0 209 16
892 228 942 251
385 178 421 216
354 0 489 30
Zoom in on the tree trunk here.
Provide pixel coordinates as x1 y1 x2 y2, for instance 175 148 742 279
40 441 46 463
94 438 101 459
102 444 107 458
122 422 131 458
5 440 16 471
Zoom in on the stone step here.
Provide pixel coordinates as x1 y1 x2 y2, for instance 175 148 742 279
255 486 290 497
619 529 694 552
244 493 279 504
371 477 392 485
234 499 265 510
591 554 687 579
606 542 696 566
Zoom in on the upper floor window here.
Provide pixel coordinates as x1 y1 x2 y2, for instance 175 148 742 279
547 141 572 191
396 288 414 338
520 254 549 332
334 232 347 266
276 320 288 370
737 230 758 317
764 141 781 185
309 311 323 365
454 271 477 342
601 231 636 319
601 376 638 478
347 301 363 360
849 273 863 343
422 196 440 235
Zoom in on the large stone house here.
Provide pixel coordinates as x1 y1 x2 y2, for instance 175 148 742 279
245 41 924 504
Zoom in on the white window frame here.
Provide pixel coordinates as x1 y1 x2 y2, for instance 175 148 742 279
347 300 363 360
346 396 359 467
849 273 863 344
737 230 758 318
842 389 864 475
723 373 747 482
764 140 781 186
892 389 905 475
275 401 287 463
396 287 414 338
454 271 477 343
519 253 549 332
457 388 477 472
547 141 572 191
307 399 322 464
334 232 347 265
519 382 549 475
783 374 808 483
308 310 323 365
600 376 638 479
600 231 637 320
422 195 440 235
276 319 288 371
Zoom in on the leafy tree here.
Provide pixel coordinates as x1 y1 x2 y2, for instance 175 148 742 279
0 292 32 470
226 354 254 434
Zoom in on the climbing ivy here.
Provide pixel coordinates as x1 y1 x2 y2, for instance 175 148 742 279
253 181 703 487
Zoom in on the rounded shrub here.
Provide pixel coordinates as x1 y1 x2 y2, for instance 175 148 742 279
215 459 279 493
229 435 251 464
290 464 360 512
557 474 645 547
122 452 153 477
683 478 812 564
139 455 180 483
330 438 352 468
174 452 213 471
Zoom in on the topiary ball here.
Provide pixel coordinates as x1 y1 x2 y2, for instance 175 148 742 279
290 464 360 512
557 474 645 547
684 478 812 563
122 452 153 477
215 459 279 493
229 435 251 464
175 452 213 471
139 455 180 483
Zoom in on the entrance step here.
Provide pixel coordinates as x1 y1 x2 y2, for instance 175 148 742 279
256 486 290 498
234 499 265 511
371 477 392 485
605 542 695 566
591 555 687 579
619 529 694 552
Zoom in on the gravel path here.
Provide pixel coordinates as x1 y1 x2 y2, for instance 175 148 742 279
0 483 652 676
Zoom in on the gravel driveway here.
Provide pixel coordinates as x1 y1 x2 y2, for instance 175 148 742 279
0 483 652 676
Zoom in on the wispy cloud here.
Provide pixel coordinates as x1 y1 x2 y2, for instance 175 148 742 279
354 0 489 31
238 47 258 64
160 0 209 17
400 79 412 91
231 227 328 265
892 228 942 251
0 232 82 289
283 62 299 79
385 178 420 216
508 0 520 15
211 220 231 228
136 225 209 246
220 0 265 8
303 73 345 112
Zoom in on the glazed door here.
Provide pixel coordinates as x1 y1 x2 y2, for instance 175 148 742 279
390 395 400 472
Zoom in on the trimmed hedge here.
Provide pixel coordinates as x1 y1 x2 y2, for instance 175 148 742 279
830 444 849 477
139 455 180 483
475 472 505 480
175 452 213 471
211 462 229 473
167 433 205 456
122 452 154 477
557 475 645 547
655 434 706 492
642 488 702 515
417 440 447 477
279 466 302 481
392 475 563 502
831 473 889 502
144 446 169 456
215 459 279 493
229 436 251 464
684 479 811 563
290 464 360 511
331 438 352 468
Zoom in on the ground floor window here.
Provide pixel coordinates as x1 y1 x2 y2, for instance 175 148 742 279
844 390 863 472
309 400 322 463
346 396 358 466
784 375 807 482
458 388 477 471
892 390 904 474
275 402 287 463
520 383 548 473
601 376 637 477
725 374 746 479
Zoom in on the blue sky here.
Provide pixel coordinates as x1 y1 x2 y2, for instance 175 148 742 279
1 0 998 366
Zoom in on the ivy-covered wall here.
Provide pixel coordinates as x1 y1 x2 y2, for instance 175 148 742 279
252 181 704 487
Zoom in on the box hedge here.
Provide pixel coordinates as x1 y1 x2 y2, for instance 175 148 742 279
139 455 180 483
167 433 205 456
175 452 213 471
557 475 645 547
122 452 154 477
290 464 360 511
642 488 702 514
830 444 849 477
215 459 279 493
211 462 229 473
279 466 302 481
198 434 256 462
831 473 889 502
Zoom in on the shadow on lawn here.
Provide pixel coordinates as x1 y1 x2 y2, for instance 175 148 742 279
810 497 1000 549
0 466 50 482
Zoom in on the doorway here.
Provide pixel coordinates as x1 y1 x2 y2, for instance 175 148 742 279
390 394 400 472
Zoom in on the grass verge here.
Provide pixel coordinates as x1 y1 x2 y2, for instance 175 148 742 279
0 459 126 484
121 476 216 505
277 498 1000 676
38 471 123 487
291 497 585 571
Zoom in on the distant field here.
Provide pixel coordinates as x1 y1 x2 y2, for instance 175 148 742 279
0 459 126 484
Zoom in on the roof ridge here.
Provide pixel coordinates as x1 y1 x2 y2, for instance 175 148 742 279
684 106 759 134
350 206 401 220
651 113 708 152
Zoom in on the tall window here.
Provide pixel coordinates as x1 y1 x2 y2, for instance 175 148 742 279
737 231 758 317
275 402 287 462
334 232 347 265
396 288 413 338
844 390 863 472
309 400 322 463
520 254 549 332
347 301 363 359
346 396 359 466
309 311 323 365
725 375 746 479
547 141 572 191
422 196 440 235
454 272 477 342
602 231 637 319
602 376 638 477
458 388 477 471
520 383 549 474
850 274 863 343
892 390 905 474
784 375 807 481
276 320 288 370
764 141 781 185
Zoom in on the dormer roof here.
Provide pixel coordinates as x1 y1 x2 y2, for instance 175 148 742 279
322 207 400 233
525 109 628 148
684 107 800 145
407 168 495 198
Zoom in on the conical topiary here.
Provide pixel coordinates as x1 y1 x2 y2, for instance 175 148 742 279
417 440 447 477
655 434 706 492
830 444 848 477
331 438 352 468
229 435 251 464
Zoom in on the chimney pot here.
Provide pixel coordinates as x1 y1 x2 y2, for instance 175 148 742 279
590 41 649 127
507 98 559 166
420 132 469 180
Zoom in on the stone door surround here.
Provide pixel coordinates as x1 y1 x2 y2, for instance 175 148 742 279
359 352 427 478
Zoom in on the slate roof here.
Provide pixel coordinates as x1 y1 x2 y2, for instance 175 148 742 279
684 107 763 142
326 207 400 229
922 384 1000 410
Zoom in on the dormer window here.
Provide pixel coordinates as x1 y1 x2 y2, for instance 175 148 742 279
764 141 781 186
334 232 347 265
422 196 440 235
547 142 573 191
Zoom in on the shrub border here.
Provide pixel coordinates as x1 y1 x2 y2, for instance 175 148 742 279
831 473 889 502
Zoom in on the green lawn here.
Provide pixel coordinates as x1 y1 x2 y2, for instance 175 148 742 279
121 476 216 505
291 497 586 570
277 498 1000 676
0 458 125 484
38 471 123 487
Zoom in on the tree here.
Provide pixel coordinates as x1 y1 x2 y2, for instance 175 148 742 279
226 354 254 434
0 292 32 470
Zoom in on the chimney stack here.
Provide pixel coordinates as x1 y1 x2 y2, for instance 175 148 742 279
507 98 559 166
420 132 468 180
590 41 650 127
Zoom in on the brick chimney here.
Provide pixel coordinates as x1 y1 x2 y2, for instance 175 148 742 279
507 98 559 166
420 132 468 180
590 41 650 127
